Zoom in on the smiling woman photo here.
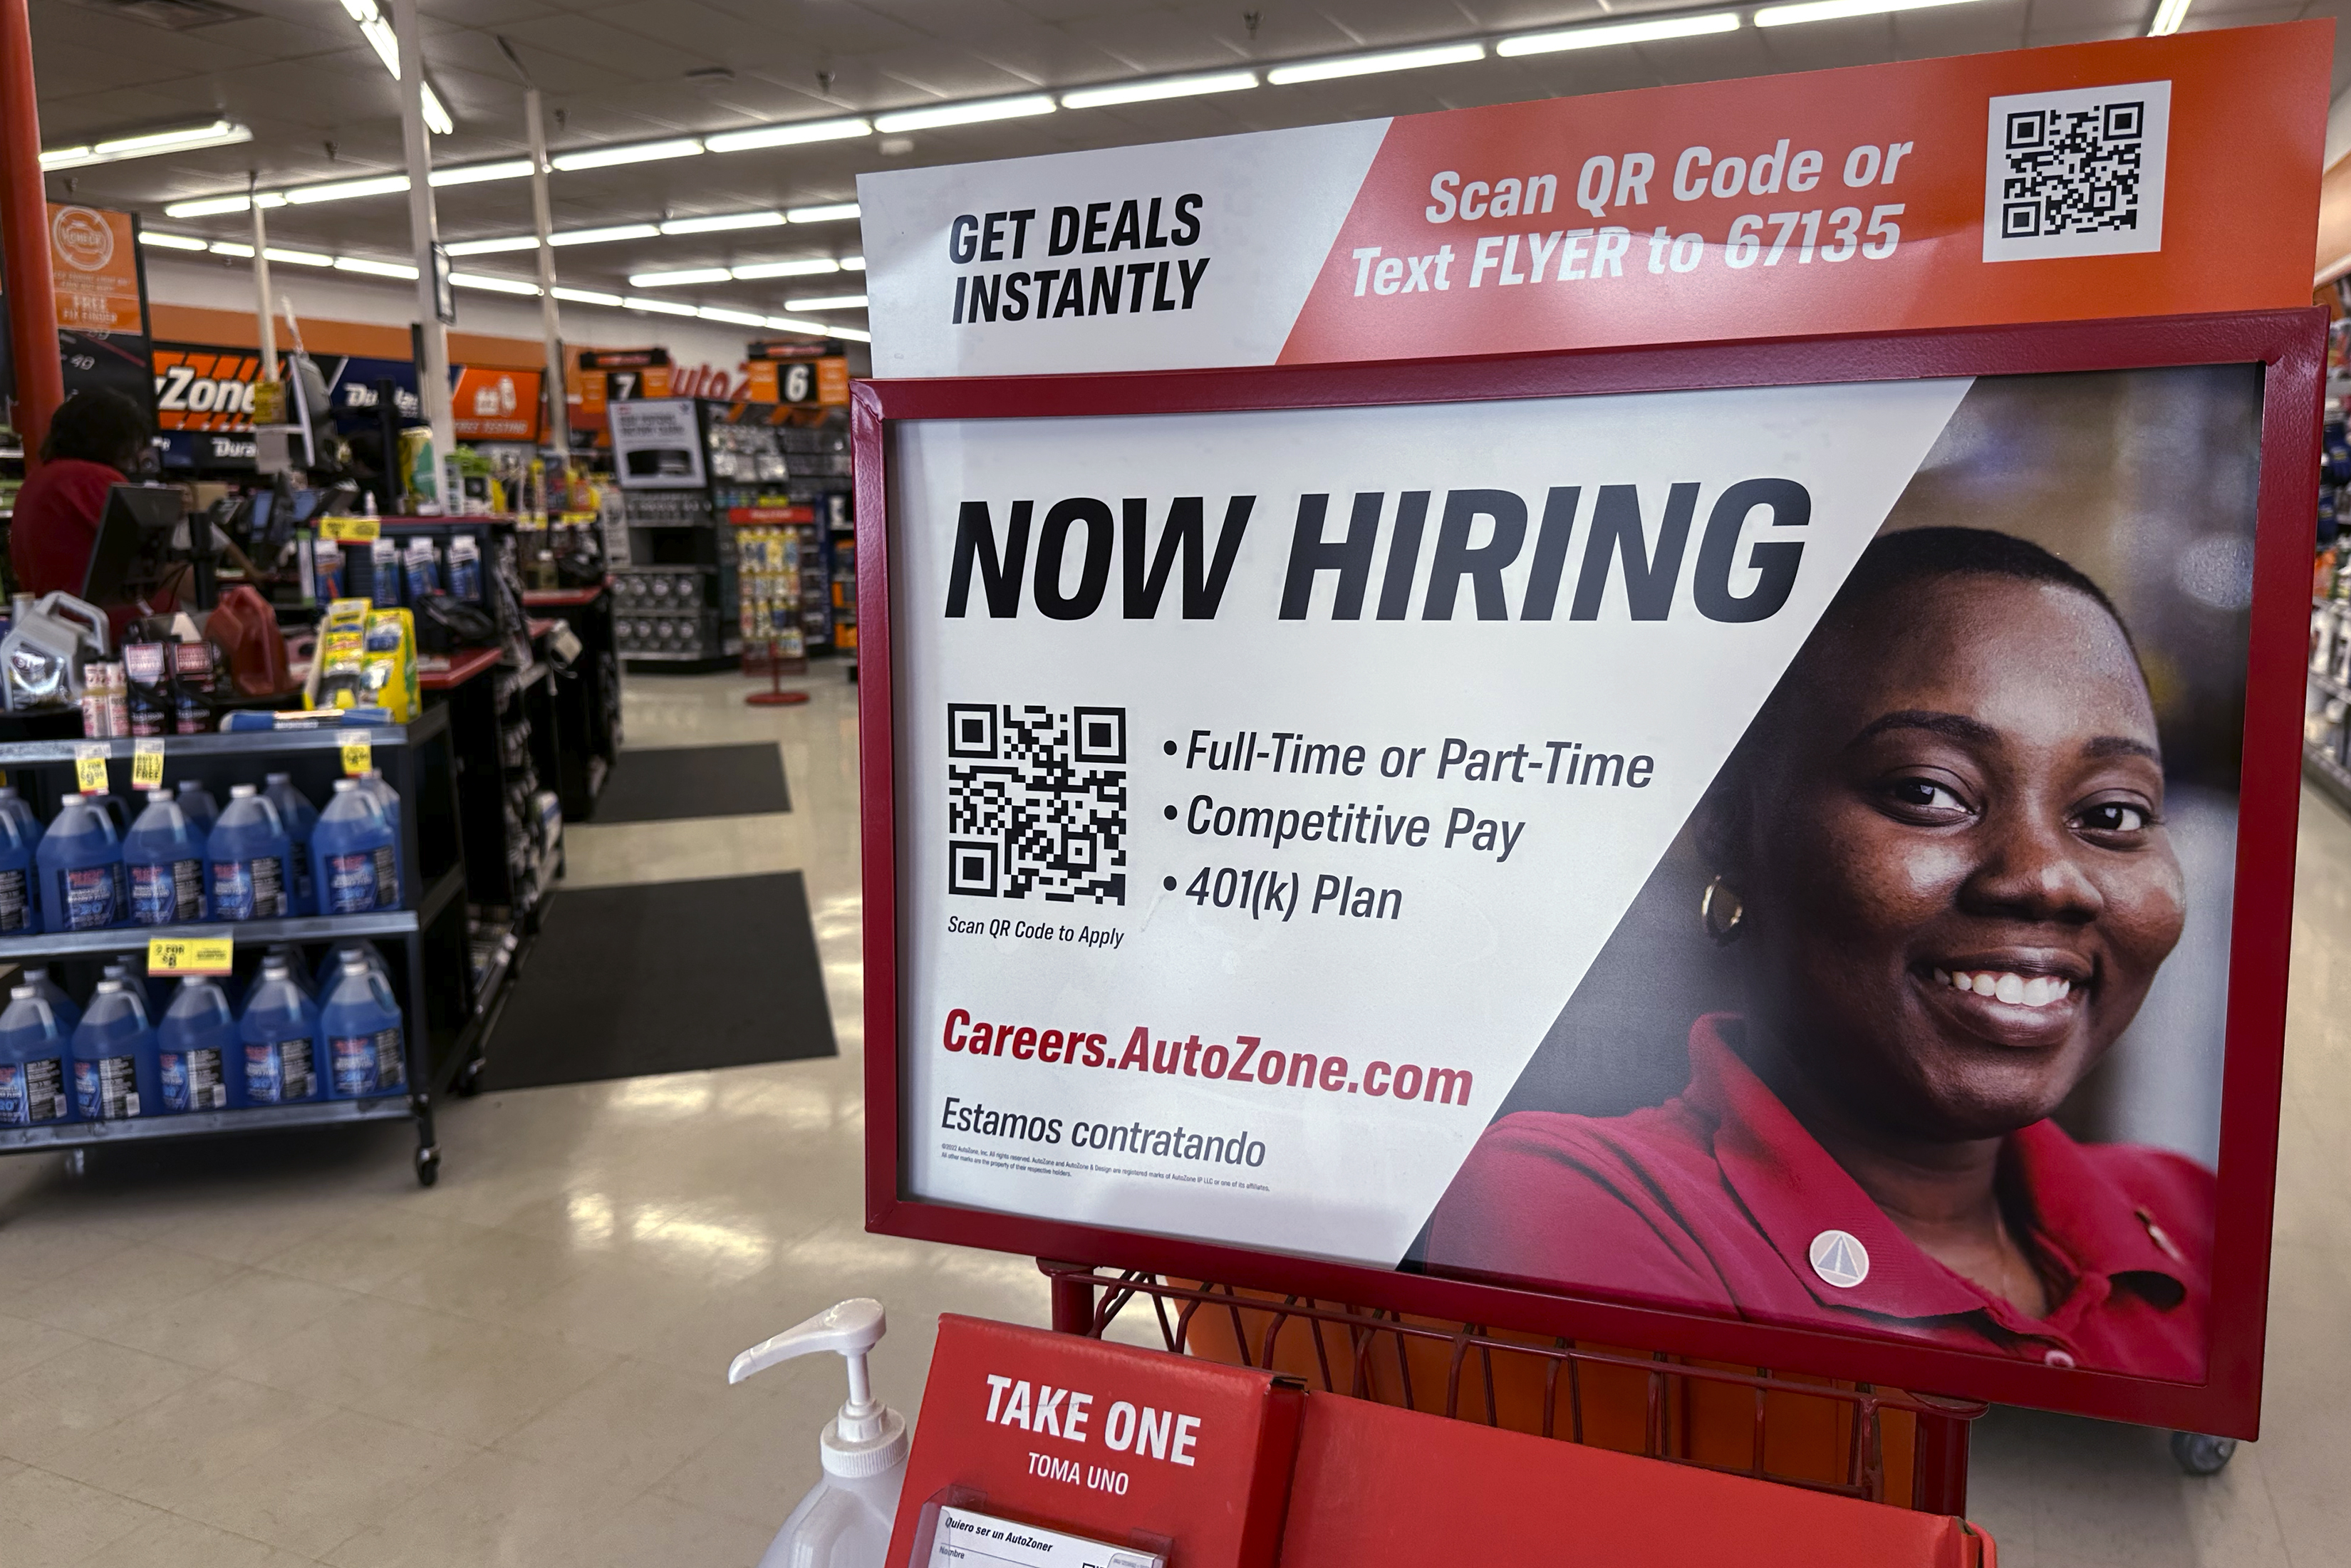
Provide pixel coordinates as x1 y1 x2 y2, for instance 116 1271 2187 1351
1426 526 2212 1377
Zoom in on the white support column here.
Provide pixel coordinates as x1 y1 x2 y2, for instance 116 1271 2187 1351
249 185 276 380
524 84 569 462
391 0 453 492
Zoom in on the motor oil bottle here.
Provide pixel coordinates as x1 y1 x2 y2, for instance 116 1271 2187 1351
124 788 207 925
157 976 239 1112
72 977 157 1121
0 984 73 1127
37 793 125 930
0 802 37 934
728 1299 910 1568
239 957 320 1105
263 773 321 915
207 784 291 921
313 779 398 914
19 967 80 1033
175 779 220 839
319 952 405 1099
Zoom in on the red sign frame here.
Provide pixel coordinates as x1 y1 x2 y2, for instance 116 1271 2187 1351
855 307 2323 1438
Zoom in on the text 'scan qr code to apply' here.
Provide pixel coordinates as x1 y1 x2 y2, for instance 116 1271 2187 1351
947 703 1127 905
1982 79 2170 264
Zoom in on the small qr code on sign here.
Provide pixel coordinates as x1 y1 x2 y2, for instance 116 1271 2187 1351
946 702 1127 905
1982 80 2170 264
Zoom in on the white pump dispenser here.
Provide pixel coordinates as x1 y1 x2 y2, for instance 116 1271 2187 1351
730 1297 909 1568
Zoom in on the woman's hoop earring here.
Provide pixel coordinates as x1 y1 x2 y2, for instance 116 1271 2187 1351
1701 876 1745 945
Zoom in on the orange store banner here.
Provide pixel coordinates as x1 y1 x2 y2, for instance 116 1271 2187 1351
47 204 144 336
452 365 541 440
859 24 2327 375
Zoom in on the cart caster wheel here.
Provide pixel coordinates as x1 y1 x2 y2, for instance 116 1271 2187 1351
415 1146 441 1188
63 1148 86 1178
2171 1431 2237 1475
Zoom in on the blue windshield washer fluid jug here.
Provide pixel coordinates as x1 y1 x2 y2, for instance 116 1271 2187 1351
239 957 320 1105
72 977 157 1121
360 769 408 902
0 784 43 853
158 976 240 1112
19 967 80 1034
125 789 207 925
320 953 405 1099
0 984 73 1126
38 793 125 930
207 784 291 922
313 779 398 914
313 940 390 993
0 802 36 935
263 774 320 915
175 779 220 839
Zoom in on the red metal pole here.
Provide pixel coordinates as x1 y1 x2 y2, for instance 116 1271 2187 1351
1910 1408 1971 1515
0 0 58 470
1042 1261 1094 1335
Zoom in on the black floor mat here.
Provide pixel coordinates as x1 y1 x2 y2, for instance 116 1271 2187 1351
479 871 837 1090
591 743 791 824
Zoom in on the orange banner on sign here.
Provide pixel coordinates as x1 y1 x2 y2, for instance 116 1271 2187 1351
452 365 541 440
48 204 142 335
1280 24 2327 364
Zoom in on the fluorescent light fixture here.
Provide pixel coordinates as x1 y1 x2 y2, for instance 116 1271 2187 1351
704 116 871 153
444 234 537 256
696 306 769 326
659 211 784 236
1061 70 1259 110
729 257 841 280
630 267 733 288
286 172 410 204
841 256 866 271
41 119 250 170
549 224 662 247
784 294 868 311
2147 0 2191 33
786 202 860 224
551 137 703 172
829 325 871 343
333 255 420 279
1498 12 1740 53
432 159 534 187
1265 41 1485 84
451 271 542 296
623 296 702 318
338 0 452 134
764 314 833 334
267 248 333 266
163 192 285 218
553 286 626 307
1753 0 1977 24
137 231 211 251
873 94 1054 134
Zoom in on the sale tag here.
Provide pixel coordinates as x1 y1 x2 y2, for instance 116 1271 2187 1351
320 514 381 544
130 737 165 790
148 935 232 975
73 744 108 793
341 731 373 777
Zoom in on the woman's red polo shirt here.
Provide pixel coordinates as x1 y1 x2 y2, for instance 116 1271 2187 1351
1425 1014 2211 1377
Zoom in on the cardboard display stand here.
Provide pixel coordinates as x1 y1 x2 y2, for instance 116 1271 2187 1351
855 23 2330 1456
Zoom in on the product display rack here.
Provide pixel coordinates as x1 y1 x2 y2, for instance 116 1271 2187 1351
0 712 467 1185
2301 319 2351 809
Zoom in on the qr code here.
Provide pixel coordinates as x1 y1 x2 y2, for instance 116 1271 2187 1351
1983 80 2169 264
946 703 1126 904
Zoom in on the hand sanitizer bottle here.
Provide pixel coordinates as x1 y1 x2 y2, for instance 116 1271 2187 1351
728 1299 909 1568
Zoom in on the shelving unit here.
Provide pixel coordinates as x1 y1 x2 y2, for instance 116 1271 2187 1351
0 714 467 1185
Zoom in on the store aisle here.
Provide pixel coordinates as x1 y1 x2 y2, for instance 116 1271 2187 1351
0 670 2347 1565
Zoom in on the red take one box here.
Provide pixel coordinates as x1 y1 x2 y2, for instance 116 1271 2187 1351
883 1315 1306 1568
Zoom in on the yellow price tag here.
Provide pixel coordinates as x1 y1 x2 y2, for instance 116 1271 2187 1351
320 514 381 544
341 731 373 777
73 744 108 794
147 935 233 975
251 380 287 425
131 737 165 790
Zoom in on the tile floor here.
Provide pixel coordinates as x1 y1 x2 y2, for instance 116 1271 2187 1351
0 668 2345 1565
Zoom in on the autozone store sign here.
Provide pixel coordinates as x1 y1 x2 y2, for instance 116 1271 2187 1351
152 343 267 431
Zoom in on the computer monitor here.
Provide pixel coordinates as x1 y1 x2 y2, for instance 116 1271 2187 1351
82 484 190 613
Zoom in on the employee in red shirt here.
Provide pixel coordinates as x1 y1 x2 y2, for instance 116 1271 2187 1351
9 388 155 601
1428 528 2209 1378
